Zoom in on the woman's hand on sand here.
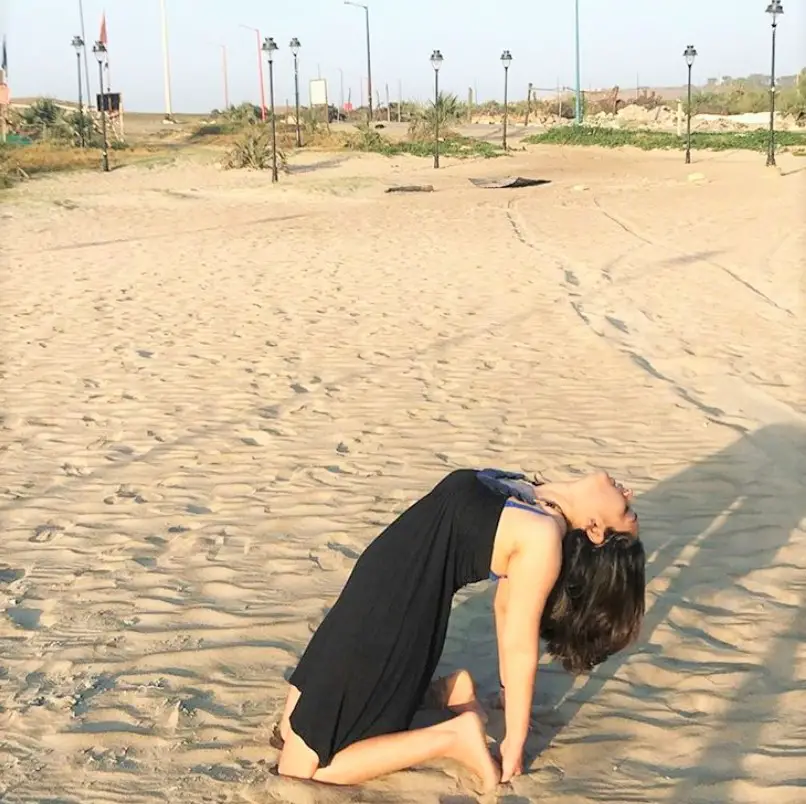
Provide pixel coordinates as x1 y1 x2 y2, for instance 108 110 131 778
499 736 524 783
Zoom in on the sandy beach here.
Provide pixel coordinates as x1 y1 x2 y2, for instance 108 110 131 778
1 144 804 803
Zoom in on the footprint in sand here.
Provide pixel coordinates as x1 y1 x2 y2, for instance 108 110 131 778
61 461 88 477
29 522 68 543
241 432 274 447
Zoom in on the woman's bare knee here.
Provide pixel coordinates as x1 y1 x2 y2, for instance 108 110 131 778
277 729 319 780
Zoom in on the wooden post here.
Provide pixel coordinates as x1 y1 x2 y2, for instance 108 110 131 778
524 82 533 127
467 87 473 123
385 83 390 122
398 80 402 122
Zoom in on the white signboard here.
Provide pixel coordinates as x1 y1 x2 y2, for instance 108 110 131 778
309 78 328 107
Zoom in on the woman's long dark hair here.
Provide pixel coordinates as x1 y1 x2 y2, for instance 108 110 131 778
539 527 646 674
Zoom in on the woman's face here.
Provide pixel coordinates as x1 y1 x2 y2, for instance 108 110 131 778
574 470 639 539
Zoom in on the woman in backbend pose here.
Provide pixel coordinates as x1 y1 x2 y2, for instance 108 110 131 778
275 467 645 791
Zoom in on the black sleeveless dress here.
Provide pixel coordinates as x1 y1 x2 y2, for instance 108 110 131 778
288 468 517 766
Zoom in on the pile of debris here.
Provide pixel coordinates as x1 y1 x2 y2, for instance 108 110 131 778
586 103 805 133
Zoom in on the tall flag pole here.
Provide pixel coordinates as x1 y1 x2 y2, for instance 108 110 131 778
159 0 174 119
78 0 92 108
100 11 111 92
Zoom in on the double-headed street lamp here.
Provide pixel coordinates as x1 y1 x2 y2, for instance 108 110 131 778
261 37 279 183
765 1 784 167
91 41 110 172
430 50 444 169
71 35 86 147
683 45 697 164
501 50 512 150
290 37 302 147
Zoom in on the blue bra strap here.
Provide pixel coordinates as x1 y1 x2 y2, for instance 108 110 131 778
490 501 552 581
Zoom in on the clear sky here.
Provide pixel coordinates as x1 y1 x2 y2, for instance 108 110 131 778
3 1 804 113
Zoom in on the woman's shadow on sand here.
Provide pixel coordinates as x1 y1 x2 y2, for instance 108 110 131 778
441 422 806 802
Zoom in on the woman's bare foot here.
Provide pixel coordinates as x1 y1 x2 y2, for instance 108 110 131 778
444 711 501 793
442 669 488 724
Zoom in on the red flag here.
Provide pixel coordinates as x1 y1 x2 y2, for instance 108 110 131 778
99 12 108 46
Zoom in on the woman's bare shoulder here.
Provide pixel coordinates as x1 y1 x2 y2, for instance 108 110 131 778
504 505 563 567
500 508 563 603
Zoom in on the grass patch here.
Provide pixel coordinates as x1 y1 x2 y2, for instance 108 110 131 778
397 137 504 159
524 126 806 152
337 124 504 159
0 142 168 186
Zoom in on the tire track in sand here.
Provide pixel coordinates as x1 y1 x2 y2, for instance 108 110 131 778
504 195 802 434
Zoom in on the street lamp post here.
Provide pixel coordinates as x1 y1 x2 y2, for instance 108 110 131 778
501 50 512 150
344 2 373 124
430 50 444 169
92 41 110 172
221 44 230 110
262 37 279 183
683 45 697 164
71 35 86 147
765 1 784 167
290 37 302 147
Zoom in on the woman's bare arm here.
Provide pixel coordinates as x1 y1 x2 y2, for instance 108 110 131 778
499 517 562 753
493 578 510 704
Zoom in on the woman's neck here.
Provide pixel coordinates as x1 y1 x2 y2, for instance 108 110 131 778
530 481 579 528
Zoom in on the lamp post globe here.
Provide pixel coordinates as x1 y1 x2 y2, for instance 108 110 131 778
261 36 278 61
430 49 443 73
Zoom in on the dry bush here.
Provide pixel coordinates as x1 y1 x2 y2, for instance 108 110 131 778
223 126 288 171
407 92 462 142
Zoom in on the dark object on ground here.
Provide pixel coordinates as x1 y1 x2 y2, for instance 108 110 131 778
286 158 346 175
386 184 435 193
469 176 552 189
327 105 347 123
